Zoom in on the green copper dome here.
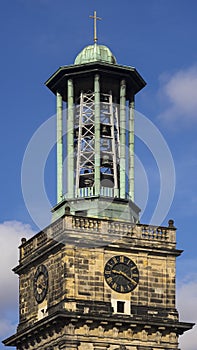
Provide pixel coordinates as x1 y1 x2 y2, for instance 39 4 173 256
74 44 117 65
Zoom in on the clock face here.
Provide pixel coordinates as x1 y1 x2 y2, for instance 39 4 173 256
33 265 48 303
104 255 139 293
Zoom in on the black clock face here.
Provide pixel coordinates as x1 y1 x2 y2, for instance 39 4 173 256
104 255 139 293
33 264 48 303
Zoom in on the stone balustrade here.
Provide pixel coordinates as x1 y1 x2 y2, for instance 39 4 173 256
19 216 176 261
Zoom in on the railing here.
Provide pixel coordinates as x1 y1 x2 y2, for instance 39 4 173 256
72 217 101 231
108 222 133 236
139 225 168 240
21 230 49 260
77 186 95 197
76 186 115 198
20 217 176 262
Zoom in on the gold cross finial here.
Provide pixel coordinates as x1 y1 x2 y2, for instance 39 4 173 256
89 11 102 44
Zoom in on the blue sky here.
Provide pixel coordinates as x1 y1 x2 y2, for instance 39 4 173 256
0 0 197 349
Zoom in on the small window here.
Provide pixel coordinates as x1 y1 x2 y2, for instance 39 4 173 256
117 301 125 313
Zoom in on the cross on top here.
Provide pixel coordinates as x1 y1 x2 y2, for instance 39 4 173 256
89 11 102 43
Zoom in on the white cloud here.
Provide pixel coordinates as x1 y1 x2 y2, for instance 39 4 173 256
0 221 35 341
158 66 197 124
177 277 197 350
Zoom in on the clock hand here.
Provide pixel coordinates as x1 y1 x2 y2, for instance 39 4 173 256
112 269 135 283
112 269 122 275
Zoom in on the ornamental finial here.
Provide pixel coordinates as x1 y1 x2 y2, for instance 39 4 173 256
89 10 102 43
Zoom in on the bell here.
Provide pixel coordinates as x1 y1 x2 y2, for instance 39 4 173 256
101 125 108 136
101 139 109 148
101 154 113 167
79 173 94 188
85 161 93 168
84 178 94 187
101 173 114 188
74 128 79 138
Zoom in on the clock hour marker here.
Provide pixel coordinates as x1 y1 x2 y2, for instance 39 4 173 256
112 256 118 264
106 277 113 284
120 256 124 263
132 273 138 277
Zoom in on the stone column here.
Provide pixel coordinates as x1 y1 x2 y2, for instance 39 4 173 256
67 78 74 198
119 79 126 199
94 74 101 196
57 92 63 203
129 96 135 202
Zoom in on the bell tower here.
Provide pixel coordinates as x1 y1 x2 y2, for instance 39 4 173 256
47 33 145 224
3 12 194 350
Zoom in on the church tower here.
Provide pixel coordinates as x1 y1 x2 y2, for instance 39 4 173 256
3 12 194 350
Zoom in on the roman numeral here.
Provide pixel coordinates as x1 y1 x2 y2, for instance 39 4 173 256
112 257 118 264
120 285 124 292
107 277 113 284
132 273 138 278
120 256 124 263
112 282 117 289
